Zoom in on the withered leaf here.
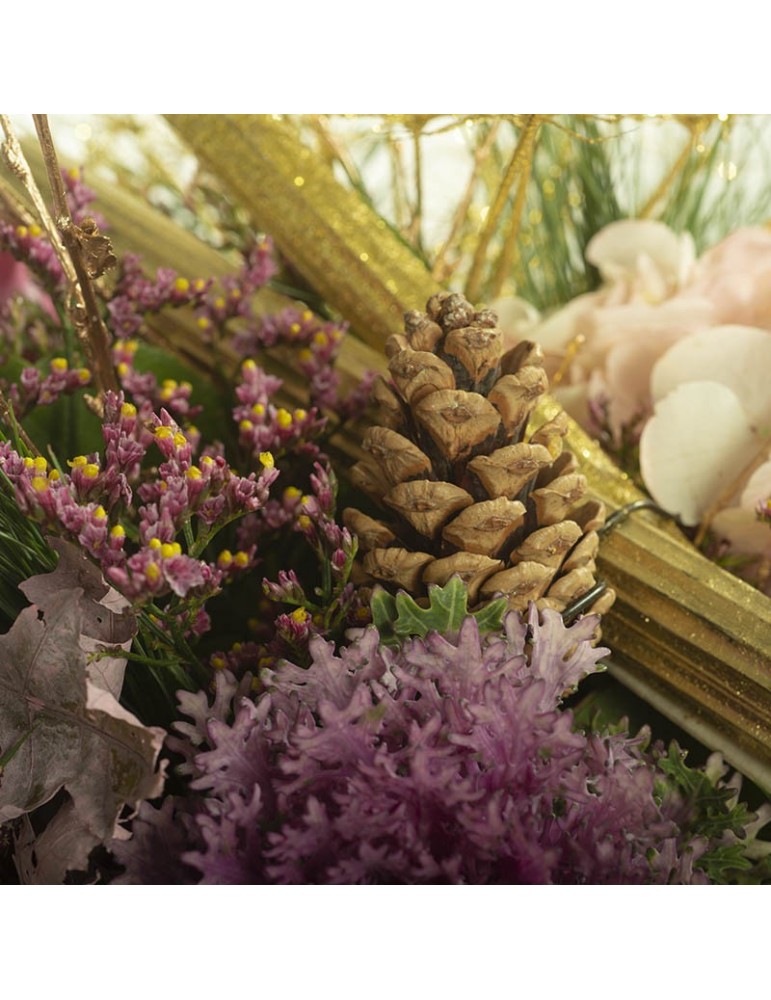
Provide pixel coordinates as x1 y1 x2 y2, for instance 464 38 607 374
74 216 117 279
20 537 136 699
0 589 163 877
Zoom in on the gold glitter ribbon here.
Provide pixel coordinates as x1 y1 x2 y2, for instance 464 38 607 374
160 116 770 786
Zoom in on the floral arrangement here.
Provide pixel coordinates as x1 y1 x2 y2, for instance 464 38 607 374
0 115 769 884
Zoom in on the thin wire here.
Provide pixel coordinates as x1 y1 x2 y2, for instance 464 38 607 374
561 499 679 623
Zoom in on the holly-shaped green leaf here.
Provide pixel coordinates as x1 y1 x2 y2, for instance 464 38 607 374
370 576 507 646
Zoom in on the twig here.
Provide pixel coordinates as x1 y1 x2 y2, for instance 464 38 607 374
0 172 36 227
32 114 117 395
0 114 77 287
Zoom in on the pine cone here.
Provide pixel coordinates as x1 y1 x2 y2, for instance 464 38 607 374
344 292 615 618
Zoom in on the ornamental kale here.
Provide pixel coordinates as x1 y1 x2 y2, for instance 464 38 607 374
111 602 768 884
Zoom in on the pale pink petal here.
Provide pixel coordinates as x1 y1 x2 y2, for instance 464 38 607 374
741 460 771 510
687 227 771 329
586 220 695 294
639 381 760 525
711 506 771 561
552 383 591 431
650 325 771 428
527 293 596 355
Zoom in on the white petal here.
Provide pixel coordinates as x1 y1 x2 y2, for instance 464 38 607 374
650 325 771 428
586 220 695 290
491 295 540 334
639 381 761 525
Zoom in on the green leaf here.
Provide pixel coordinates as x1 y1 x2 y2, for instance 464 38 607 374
371 576 507 647
370 587 397 645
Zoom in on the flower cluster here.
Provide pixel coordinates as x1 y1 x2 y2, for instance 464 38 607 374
0 389 278 611
233 358 326 462
0 222 64 296
7 355 91 416
498 220 771 592
233 306 376 419
108 253 211 339
111 604 768 884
